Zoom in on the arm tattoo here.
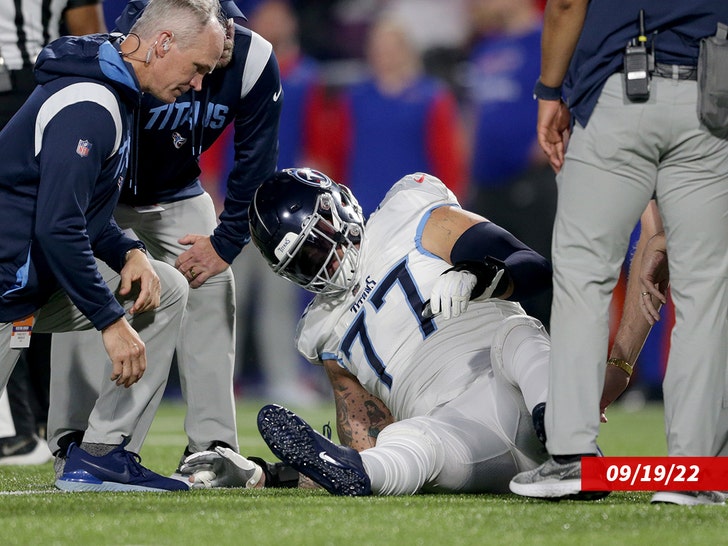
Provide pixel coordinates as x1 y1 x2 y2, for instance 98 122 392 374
333 386 355 447
330 373 394 451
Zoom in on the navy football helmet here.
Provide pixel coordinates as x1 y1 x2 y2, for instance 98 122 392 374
249 168 365 295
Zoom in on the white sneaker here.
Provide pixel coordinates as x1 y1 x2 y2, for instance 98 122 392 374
0 435 52 466
509 457 610 501
651 491 726 505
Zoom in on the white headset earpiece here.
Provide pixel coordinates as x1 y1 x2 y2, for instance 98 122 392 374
163 40 170 52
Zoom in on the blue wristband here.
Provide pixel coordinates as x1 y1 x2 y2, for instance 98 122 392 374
533 79 562 101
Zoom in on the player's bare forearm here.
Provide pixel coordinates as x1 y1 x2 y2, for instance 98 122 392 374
601 224 650 414
609 232 653 365
609 202 665 362
601 202 664 419
323 359 394 451
333 391 391 450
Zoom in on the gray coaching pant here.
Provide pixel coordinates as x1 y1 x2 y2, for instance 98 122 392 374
50 193 238 454
0 259 187 450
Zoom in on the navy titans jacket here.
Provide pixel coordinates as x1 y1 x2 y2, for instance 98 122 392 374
116 0 282 264
0 34 145 329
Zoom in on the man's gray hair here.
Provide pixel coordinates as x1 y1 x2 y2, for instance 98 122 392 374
131 0 224 47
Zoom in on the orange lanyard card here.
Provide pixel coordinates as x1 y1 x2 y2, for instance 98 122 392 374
10 315 34 349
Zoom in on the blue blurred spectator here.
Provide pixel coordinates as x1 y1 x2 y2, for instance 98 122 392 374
318 15 467 216
462 0 555 328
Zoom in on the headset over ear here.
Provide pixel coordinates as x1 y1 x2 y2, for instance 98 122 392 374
162 39 170 51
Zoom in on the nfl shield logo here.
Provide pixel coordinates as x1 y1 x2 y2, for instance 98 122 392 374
76 139 92 157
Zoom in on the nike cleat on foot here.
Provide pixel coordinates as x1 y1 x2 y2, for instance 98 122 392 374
257 404 371 496
55 438 189 492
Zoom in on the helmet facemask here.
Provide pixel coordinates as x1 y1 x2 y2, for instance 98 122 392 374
273 192 363 296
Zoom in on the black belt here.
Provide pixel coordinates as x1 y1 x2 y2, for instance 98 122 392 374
652 63 697 81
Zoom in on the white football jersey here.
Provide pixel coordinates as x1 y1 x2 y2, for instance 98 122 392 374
296 173 528 420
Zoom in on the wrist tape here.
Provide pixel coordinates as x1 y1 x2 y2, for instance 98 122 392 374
447 258 508 299
248 456 300 488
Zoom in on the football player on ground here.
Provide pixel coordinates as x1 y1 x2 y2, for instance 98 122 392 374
181 167 561 496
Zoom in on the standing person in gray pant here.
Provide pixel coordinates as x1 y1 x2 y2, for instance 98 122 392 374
510 0 728 505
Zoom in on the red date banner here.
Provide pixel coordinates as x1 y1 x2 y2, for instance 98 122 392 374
582 457 728 491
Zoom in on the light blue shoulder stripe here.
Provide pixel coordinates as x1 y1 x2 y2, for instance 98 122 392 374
240 31 273 98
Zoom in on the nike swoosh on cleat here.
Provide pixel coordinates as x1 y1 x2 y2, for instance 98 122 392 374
273 86 282 102
318 451 343 467
66 459 133 484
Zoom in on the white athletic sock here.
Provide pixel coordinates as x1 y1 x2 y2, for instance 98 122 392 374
360 426 439 496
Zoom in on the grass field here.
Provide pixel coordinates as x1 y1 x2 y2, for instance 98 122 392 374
0 399 722 545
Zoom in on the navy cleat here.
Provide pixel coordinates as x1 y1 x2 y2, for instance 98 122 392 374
257 404 372 496
55 438 189 492
531 402 547 447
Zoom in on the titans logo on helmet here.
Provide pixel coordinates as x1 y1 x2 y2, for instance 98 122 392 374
286 167 332 189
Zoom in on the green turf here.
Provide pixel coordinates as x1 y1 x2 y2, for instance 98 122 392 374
0 399 721 545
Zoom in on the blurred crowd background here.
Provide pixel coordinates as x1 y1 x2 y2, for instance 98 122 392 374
99 0 669 407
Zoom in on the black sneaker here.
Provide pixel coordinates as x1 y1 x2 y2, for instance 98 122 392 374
257 404 371 496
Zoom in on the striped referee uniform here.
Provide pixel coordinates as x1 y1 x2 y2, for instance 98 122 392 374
0 0 101 128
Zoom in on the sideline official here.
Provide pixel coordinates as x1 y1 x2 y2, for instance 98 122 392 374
510 0 728 505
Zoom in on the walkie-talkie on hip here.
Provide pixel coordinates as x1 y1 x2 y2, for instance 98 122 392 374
624 9 652 102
